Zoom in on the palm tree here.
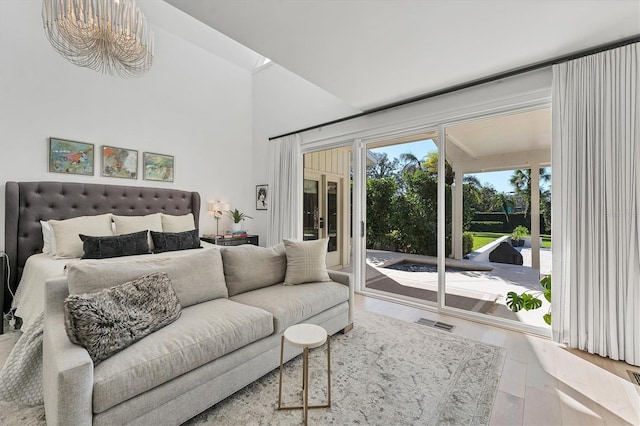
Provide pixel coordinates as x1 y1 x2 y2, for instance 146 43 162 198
509 168 551 216
399 152 423 174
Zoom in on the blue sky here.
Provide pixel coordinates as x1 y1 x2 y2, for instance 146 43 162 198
371 140 549 194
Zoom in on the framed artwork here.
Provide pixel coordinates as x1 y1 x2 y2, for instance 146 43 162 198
143 152 174 182
102 145 138 179
48 137 94 176
256 184 268 210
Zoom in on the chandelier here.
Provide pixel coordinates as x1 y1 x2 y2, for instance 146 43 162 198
42 0 154 78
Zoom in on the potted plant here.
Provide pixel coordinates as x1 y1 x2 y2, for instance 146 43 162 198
506 274 551 325
510 225 528 247
227 208 252 232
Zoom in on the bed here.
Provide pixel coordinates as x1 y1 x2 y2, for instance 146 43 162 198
3 181 202 334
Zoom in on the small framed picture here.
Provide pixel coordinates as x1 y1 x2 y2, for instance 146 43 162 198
143 152 174 182
102 145 138 179
256 184 268 210
48 137 94 176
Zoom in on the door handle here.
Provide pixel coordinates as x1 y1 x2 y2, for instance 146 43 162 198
319 217 325 229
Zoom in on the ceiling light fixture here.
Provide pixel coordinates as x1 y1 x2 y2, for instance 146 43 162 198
42 0 154 78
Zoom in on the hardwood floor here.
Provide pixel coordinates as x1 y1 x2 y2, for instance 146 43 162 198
354 294 640 426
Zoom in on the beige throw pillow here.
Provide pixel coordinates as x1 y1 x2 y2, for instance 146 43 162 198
113 213 163 249
283 238 331 285
49 214 114 259
221 243 286 296
162 213 195 233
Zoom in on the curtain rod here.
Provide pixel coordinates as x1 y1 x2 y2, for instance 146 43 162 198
269 34 640 141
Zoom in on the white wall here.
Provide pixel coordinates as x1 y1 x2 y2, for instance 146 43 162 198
0 1 253 249
250 64 360 243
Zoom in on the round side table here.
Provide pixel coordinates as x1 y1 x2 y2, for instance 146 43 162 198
278 323 331 425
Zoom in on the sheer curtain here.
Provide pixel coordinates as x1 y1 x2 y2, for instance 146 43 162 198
552 43 639 365
266 134 303 246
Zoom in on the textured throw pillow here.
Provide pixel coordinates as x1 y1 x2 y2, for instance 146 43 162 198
80 230 150 259
150 229 201 253
49 214 114 258
161 213 195 233
221 243 287 296
64 272 182 364
283 238 331 285
113 213 163 250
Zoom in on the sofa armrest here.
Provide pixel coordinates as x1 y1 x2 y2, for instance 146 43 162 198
328 270 354 327
43 277 93 426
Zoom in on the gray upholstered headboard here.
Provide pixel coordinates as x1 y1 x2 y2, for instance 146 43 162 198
4 181 201 312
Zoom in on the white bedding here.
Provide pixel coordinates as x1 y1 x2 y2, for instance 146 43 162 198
11 241 218 330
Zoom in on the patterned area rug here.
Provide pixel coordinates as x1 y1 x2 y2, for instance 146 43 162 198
0 310 505 426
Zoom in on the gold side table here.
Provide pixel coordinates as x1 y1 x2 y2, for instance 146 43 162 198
278 324 331 425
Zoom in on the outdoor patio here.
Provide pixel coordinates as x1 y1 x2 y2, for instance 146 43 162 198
361 238 552 331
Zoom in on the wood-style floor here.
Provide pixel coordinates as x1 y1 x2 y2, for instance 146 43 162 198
355 294 640 426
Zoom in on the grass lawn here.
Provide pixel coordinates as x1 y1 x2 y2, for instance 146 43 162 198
469 232 552 250
470 232 505 251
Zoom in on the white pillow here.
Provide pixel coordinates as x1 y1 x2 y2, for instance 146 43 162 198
49 214 114 259
283 238 331 285
161 213 195 233
113 213 163 250
40 220 57 255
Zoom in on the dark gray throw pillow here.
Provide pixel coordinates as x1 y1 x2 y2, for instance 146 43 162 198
80 230 150 259
64 272 182 364
150 229 201 253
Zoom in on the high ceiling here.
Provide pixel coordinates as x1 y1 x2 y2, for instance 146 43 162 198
165 0 639 111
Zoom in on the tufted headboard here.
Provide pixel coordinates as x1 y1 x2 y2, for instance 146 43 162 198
4 181 201 311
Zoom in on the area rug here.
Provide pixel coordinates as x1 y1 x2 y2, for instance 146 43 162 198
0 309 505 426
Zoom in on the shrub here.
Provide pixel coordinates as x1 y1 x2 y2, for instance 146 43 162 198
462 232 474 255
469 221 504 232
511 225 528 241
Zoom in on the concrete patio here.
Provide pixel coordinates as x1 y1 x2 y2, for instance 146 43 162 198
362 238 552 331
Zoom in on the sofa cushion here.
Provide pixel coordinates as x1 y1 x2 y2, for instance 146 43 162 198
92 298 273 414
221 243 286 296
64 272 181 364
283 238 331 285
230 281 349 333
66 249 227 307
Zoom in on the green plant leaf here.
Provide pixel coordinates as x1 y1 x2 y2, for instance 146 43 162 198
522 296 543 310
543 313 552 325
506 292 523 312
540 275 551 291
543 288 551 303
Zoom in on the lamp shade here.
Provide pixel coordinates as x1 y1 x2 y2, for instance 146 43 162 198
208 201 230 213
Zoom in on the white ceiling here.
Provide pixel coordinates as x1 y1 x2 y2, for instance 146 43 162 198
446 108 552 171
164 0 639 111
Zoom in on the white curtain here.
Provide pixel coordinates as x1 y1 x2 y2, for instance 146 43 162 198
266 134 303 246
552 43 639 365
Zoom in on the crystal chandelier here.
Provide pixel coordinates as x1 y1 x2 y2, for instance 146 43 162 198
42 0 154 78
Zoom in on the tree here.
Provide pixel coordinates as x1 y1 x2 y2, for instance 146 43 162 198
509 168 551 217
367 152 399 179
399 152 423 175
422 151 455 184
366 177 399 250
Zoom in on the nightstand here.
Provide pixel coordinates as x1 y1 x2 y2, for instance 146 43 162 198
201 235 259 247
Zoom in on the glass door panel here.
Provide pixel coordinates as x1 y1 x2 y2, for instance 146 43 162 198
303 178 319 241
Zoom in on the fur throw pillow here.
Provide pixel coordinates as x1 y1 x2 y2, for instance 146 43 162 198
64 272 182 364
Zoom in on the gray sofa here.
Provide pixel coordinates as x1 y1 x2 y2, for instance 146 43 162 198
42 245 353 425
